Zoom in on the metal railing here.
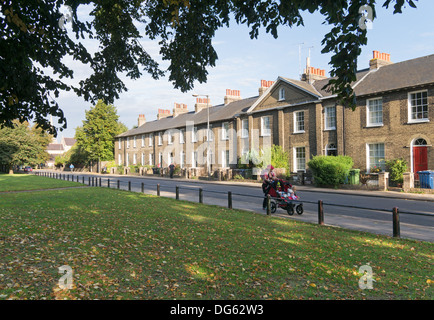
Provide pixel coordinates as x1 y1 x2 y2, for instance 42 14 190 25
33 171 433 239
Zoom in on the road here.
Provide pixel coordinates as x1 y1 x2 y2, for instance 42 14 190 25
38 171 434 242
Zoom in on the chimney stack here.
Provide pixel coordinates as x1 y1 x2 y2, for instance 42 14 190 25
157 108 171 120
224 89 241 105
195 97 211 113
138 114 146 127
173 103 188 117
301 66 327 83
259 80 274 96
370 50 392 70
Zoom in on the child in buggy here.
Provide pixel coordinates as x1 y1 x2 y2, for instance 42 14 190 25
266 179 304 215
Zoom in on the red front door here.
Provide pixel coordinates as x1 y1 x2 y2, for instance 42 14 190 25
413 146 428 179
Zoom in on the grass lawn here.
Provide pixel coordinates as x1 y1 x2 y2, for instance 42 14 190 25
0 175 432 300
0 173 83 192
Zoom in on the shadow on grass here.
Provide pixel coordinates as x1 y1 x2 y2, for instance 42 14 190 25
0 187 432 300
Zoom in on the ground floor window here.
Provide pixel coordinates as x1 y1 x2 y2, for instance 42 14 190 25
326 143 337 156
294 147 306 171
367 143 385 172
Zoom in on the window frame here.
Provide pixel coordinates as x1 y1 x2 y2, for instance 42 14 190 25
261 116 271 137
366 98 383 127
279 87 285 101
408 90 429 123
221 122 230 140
366 143 385 172
293 111 305 133
294 147 306 172
324 106 336 131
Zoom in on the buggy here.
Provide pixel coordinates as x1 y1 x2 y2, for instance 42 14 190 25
264 179 304 215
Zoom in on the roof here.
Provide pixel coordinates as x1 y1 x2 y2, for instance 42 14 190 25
63 138 76 146
353 54 434 96
117 96 257 138
47 143 64 151
117 54 434 138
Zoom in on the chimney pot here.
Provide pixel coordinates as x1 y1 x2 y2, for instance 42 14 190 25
370 50 392 69
224 88 242 105
138 114 146 127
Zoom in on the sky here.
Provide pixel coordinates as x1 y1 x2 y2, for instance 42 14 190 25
52 1 434 141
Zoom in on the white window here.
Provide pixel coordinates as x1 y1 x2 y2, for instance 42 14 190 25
222 150 230 168
192 127 198 143
149 153 153 166
324 106 336 130
294 111 305 133
168 130 174 145
168 152 174 165
367 98 383 126
179 129 185 144
126 153 129 165
133 153 137 165
141 135 145 147
149 133 153 146
241 119 249 138
180 151 185 168
118 154 122 165
408 90 428 122
158 132 163 145
192 151 198 168
118 138 122 150
158 152 163 167
126 137 130 148
261 116 271 136
141 153 144 166
133 136 136 148
294 147 306 172
222 122 229 140
207 124 213 141
279 87 285 101
367 143 385 172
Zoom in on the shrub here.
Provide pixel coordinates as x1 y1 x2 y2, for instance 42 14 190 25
307 155 354 187
385 158 407 184
117 165 124 175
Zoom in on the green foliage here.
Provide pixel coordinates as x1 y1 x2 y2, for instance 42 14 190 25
75 100 124 163
246 145 290 172
308 155 354 187
270 145 290 173
385 158 408 184
1 1 415 133
0 121 50 171
117 165 124 175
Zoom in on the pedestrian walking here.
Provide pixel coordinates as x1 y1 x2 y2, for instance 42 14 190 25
169 163 175 179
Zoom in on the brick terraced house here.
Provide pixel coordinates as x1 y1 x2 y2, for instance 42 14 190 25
115 51 433 179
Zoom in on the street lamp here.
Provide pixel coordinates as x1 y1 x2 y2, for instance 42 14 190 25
192 93 210 179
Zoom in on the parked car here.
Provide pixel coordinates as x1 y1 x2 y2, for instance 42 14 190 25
24 166 33 172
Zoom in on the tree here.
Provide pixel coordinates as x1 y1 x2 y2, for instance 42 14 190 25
1 0 417 134
75 100 124 171
0 120 50 173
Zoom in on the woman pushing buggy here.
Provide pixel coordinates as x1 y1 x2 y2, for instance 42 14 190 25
261 165 303 215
